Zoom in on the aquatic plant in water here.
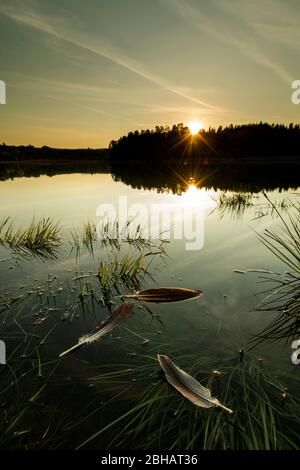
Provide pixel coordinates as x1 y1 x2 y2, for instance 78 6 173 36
211 191 254 220
0 217 61 260
75 348 299 450
250 196 300 344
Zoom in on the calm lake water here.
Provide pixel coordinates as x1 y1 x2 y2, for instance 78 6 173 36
0 168 299 449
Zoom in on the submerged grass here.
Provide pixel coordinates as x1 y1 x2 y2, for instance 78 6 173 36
96 251 158 308
69 221 97 257
250 195 300 344
70 219 167 258
0 217 61 260
0 323 66 449
212 191 292 222
74 351 300 450
1 202 300 450
211 192 254 220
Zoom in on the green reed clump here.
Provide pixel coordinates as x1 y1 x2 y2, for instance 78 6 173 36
212 192 254 220
96 251 155 307
0 325 65 449
258 198 300 274
250 196 300 344
0 217 61 260
70 221 98 257
74 351 300 450
70 219 167 258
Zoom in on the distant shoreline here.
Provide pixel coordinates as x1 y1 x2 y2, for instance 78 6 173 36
0 145 109 162
2 121 300 166
1 157 299 165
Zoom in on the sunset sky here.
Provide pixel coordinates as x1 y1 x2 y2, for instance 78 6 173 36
0 0 299 148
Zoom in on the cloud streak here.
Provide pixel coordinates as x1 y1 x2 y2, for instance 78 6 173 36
165 0 293 84
0 1 222 112
217 0 300 52
7 73 145 125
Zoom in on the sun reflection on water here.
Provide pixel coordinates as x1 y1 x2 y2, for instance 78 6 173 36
179 184 216 209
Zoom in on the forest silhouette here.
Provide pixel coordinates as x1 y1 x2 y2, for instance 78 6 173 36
109 122 300 162
1 122 300 192
1 122 300 164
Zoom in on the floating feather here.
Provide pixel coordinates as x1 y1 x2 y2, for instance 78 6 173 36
125 287 202 303
158 354 233 414
59 302 134 358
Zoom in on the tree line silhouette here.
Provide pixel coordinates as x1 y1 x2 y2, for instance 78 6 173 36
1 123 300 164
1 122 300 191
109 122 300 162
0 144 108 161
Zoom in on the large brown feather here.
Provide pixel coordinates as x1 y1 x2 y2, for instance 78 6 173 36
125 287 202 303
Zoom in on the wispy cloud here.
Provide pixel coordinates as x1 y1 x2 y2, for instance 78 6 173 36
8 73 119 97
165 0 293 84
8 73 145 125
146 104 228 116
217 0 300 52
8 73 210 125
0 0 222 112
50 96 144 125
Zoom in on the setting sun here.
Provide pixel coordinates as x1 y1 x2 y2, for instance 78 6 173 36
188 120 203 135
